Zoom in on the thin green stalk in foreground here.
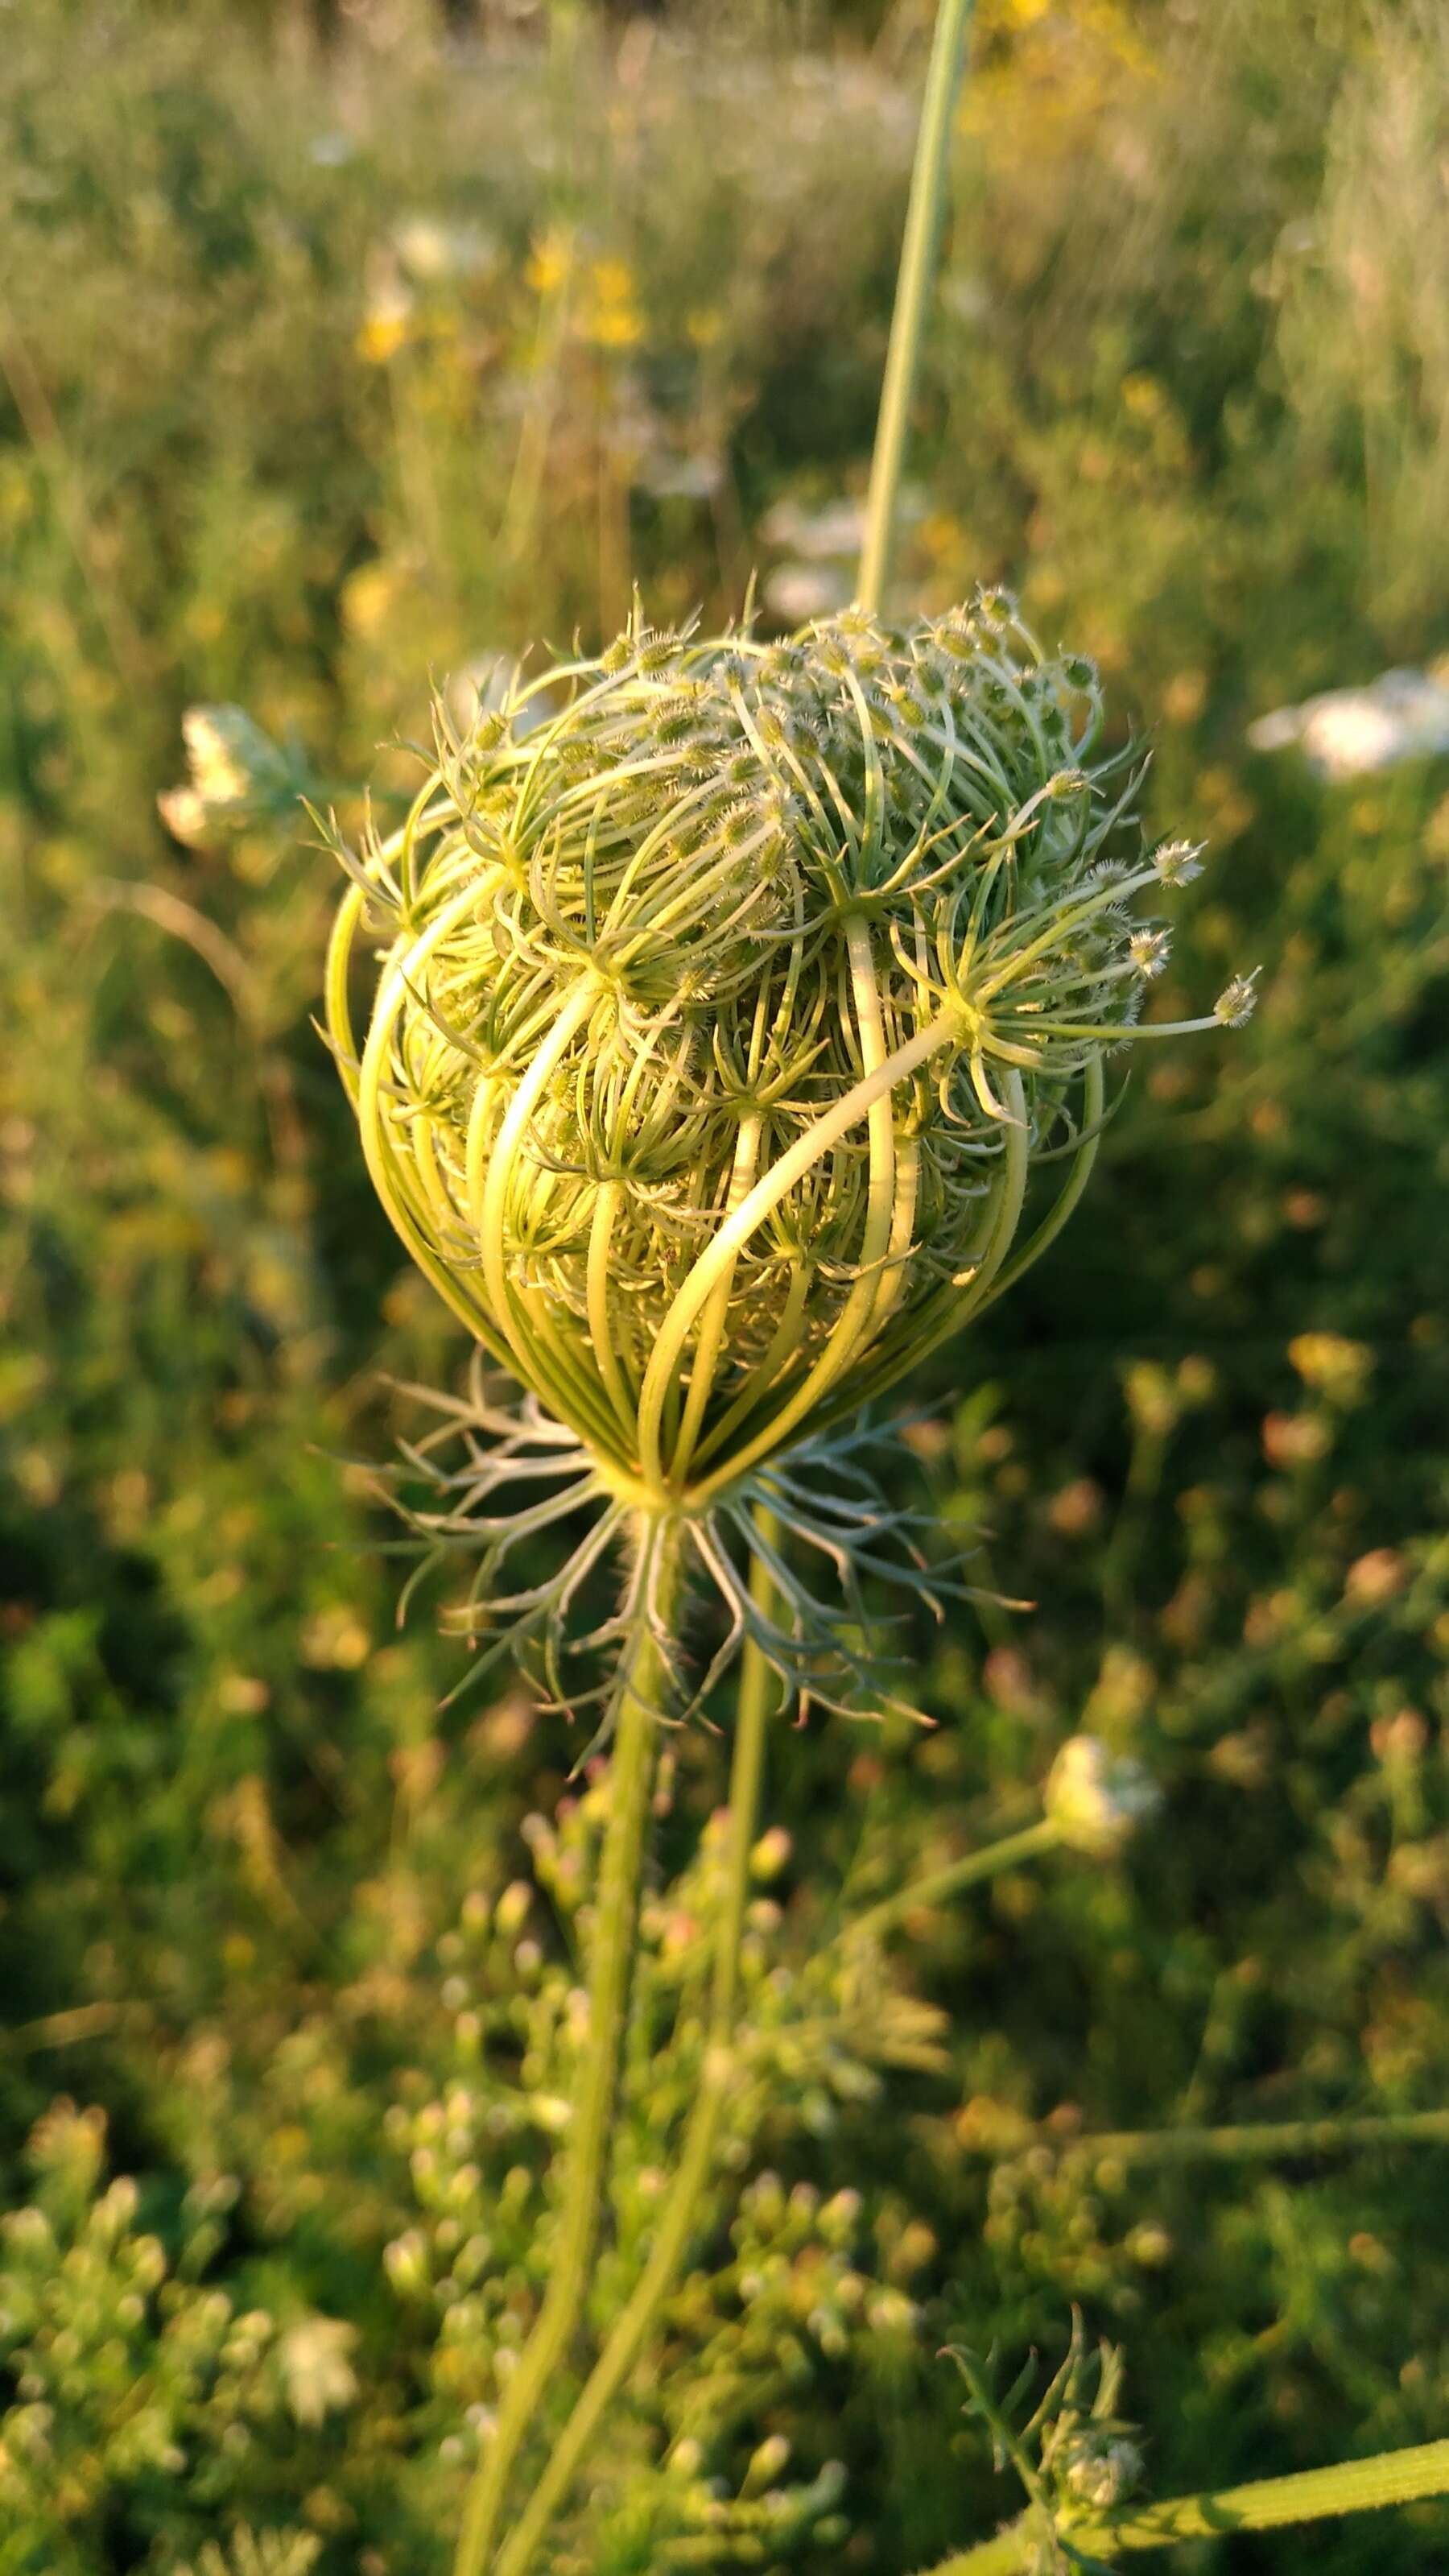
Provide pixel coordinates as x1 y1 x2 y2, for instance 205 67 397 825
968 2109 1449 2166
452 1522 678 2576
858 0 976 612
923 2439 1449 2574
841 1817 1063 1951
493 1520 780 2576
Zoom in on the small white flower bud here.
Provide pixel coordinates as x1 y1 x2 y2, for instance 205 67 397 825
383 2230 431 2297
1152 836 1206 885
745 2433 792 2488
1214 969 1261 1027
1128 926 1171 978
1046 1735 1160 1858
493 1881 532 1936
1066 2437 1144 2509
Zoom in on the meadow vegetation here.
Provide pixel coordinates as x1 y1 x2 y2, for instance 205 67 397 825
1 2 1447 2570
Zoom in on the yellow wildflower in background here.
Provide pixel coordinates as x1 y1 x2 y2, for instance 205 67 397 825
526 223 574 296
588 304 643 350
340 558 403 643
962 0 1157 149
583 256 643 349
1121 373 1166 420
1289 1332 1375 1408
590 258 634 307
357 299 411 365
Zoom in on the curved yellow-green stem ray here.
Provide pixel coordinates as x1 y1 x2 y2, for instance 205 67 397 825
356 882 522 1370
587 1181 644 1441
636 994 964 1492
669 1110 764 1486
820 1054 1097 1434
476 974 599 1395
324 881 366 1109
688 1071 1028 1507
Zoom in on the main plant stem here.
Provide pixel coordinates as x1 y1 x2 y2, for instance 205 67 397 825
858 0 976 613
493 1520 779 2576
923 2440 1449 2574
452 1517 676 2576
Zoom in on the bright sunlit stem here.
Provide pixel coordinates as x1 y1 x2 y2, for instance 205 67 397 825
587 1180 641 1438
858 0 977 613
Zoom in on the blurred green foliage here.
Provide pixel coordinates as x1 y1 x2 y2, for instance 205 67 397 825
1 1 1447 2569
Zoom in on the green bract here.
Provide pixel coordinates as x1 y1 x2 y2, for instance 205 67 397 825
328 595 1236 1506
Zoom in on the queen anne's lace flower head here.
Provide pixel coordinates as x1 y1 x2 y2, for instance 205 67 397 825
328 596 1245 1499
324 595 1249 1725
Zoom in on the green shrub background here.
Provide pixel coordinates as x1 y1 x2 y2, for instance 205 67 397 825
1 2 1446 2569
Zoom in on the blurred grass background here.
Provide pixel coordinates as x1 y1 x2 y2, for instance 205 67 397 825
1 1 1447 2570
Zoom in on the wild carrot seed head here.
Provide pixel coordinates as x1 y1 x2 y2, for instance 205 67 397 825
326 593 1247 1502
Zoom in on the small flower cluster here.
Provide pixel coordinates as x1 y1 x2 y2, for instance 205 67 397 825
358 1838 951 2558
0 2103 299 2534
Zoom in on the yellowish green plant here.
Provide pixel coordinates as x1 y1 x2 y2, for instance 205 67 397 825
322 569 1253 2576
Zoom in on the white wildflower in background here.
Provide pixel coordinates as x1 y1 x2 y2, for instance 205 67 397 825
392 217 501 283
157 706 301 849
634 448 725 502
278 2315 358 2428
758 492 928 623
762 561 853 621
1247 665 1449 779
758 496 869 561
1046 1736 1160 1859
